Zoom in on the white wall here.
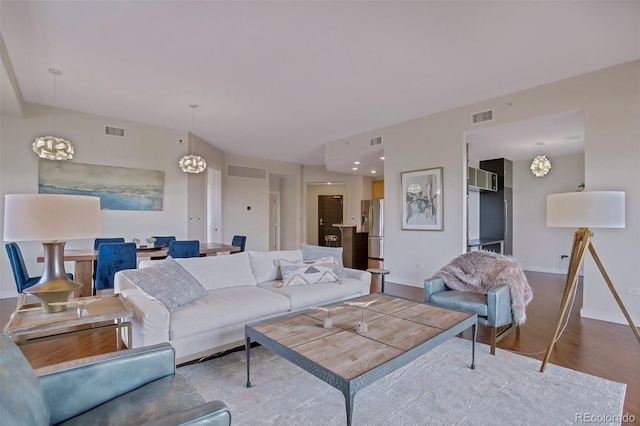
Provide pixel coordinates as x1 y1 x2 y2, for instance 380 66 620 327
325 60 640 325
187 132 225 241
513 153 584 273
223 154 301 251
1 103 189 298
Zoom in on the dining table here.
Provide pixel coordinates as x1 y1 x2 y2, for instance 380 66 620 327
37 242 241 297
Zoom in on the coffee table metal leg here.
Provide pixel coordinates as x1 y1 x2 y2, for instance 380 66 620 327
471 323 477 370
245 336 252 388
342 388 355 426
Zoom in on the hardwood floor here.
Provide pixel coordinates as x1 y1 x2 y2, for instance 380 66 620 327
2 270 638 421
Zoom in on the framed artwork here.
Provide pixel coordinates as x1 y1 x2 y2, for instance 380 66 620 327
401 167 443 231
39 160 164 211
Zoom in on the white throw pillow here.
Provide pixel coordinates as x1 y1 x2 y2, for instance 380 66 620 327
276 256 340 287
301 244 346 278
248 250 303 283
175 251 258 290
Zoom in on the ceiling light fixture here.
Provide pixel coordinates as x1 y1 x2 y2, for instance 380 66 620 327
33 68 75 161
371 170 377 174
352 167 358 171
530 141 551 177
354 161 360 165
179 104 207 174
380 156 385 160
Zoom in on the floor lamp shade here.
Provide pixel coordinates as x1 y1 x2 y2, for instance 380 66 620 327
547 191 625 229
4 194 102 312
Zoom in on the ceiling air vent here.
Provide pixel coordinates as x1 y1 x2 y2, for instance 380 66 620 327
105 126 125 138
471 110 493 124
369 136 383 147
227 165 267 179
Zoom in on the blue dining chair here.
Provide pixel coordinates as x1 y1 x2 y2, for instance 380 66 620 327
231 235 246 254
168 240 200 258
5 242 73 293
95 242 137 294
151 236 176 248
93 238 125 281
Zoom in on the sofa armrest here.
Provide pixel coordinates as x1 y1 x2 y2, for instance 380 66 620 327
486 284 514 327
144 400 231 426
116 271 171 348
343 267 372 293
37 343 176 425
424 277 448 302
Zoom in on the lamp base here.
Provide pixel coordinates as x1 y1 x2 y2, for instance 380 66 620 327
24 241 82 313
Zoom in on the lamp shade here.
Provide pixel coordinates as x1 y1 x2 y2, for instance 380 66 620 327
547 191 625 229
4 194 102 241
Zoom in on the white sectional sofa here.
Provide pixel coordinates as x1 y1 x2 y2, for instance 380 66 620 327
114 248 371 364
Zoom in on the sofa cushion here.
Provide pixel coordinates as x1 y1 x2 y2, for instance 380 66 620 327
247 250 302 283
301 244 346 278
259 278 366 311
0 334 50 426
277 257 340 287
169 287 291 341
174 252 258 290
121 257 208 313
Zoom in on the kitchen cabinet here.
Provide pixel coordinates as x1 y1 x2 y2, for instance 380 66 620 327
372 180 384 199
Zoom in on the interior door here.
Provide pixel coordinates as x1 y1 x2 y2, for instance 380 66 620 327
318 195 343 246
269 192 280 251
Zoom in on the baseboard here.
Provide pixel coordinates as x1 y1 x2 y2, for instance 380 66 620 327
580 307 640 327
522 266 584 277
387 276 423 288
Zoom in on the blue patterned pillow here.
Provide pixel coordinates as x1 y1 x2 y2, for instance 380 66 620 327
276 257 339 287
121 257 207 313
301 244 346 278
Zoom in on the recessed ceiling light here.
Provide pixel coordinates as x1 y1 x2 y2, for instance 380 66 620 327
327 182 332 185
380 156 385 160
371 170 377 174
352 167 358 171
354 161 360 165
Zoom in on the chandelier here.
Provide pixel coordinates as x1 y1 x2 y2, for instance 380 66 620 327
530 141 551 177
179 104 207 174
33 69 75 161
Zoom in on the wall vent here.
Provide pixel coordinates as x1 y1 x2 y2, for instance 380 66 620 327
471 110 493 124
227 164 267 179
105 126 125 137
369 136 383 147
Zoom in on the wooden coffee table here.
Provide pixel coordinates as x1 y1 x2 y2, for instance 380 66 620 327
245 293 477 426
4 293 133 350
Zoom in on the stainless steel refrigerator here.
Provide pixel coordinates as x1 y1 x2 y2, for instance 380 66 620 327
361 199 384 259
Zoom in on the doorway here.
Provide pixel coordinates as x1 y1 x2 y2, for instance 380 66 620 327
318 195 343 246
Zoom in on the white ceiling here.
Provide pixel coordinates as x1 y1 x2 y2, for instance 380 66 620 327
1 2 638 176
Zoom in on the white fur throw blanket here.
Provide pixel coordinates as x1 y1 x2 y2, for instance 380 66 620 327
434 251 533 325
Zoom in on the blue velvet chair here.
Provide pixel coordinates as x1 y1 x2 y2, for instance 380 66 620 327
93 238 125 281
424 276 519 355
152 236 177 247
0 334 231 425
95 242 137 293
231 235 246 254
169 240 200 258
5 242 73 293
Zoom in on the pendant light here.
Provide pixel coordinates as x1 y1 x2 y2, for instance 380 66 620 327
179 104 207 173
530 141 551 177
33 68 75 161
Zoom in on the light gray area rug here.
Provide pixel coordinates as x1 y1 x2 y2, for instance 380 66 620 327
179 338 626 425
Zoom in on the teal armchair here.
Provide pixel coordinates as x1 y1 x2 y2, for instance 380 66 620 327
424 277 519 354
0 334 231 425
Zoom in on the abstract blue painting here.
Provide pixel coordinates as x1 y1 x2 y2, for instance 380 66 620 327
39 160 164 211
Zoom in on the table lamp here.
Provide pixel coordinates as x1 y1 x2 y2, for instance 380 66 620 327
4 194 102 313
540 190 639 372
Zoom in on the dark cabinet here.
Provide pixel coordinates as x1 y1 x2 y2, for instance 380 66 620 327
479 158 513 256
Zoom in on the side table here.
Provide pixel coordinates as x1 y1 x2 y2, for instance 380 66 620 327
4 293 133 350
367 268 390 293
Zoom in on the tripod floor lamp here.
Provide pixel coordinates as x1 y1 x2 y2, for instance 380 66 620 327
540 191 640 372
